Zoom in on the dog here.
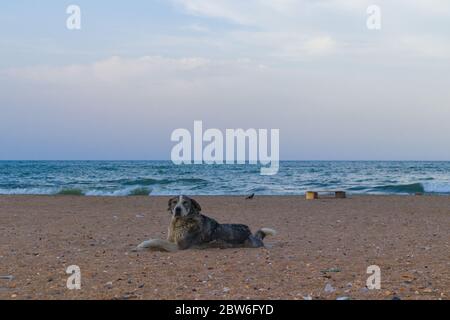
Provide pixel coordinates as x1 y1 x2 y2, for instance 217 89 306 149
136 195 276 252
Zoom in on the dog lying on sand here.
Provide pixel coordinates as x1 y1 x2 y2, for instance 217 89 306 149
137 195 276 252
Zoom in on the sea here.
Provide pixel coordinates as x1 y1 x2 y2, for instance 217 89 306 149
0 161 449 196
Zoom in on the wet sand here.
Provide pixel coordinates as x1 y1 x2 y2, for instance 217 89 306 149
0 195 448 300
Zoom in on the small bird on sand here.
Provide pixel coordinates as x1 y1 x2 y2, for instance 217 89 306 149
246 193 255 200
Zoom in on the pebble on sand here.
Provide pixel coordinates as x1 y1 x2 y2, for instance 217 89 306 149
321 268 341 274
324 283 336 293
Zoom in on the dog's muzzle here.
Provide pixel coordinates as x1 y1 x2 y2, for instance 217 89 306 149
174 207 182 216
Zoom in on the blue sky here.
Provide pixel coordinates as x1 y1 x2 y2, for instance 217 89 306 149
1 1 450 160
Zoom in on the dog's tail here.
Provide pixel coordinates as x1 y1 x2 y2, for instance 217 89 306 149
136 239 178 252
254 228 277 240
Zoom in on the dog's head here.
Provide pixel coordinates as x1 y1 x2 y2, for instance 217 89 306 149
167 195 202 217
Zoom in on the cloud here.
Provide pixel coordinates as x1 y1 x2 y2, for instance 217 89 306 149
169 0 450 62
172 0 255 25
225 31 338 59
172 0 371 26
5 56 218 86
174 0 450 26
303 36 337 56
2 56 274 115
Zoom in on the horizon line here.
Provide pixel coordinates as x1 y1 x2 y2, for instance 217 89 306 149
1 159 450 162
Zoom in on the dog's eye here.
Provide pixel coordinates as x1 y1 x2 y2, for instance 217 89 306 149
183 201 188 206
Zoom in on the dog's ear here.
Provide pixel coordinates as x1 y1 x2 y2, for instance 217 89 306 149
167 197 177 212
190 198 202 213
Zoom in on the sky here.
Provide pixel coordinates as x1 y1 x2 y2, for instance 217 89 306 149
0 0 449 160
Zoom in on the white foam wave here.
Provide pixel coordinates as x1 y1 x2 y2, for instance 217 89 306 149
84 187 139 196
0 188 58 195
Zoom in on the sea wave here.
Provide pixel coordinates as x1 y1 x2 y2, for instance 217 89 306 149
2 182 450 196
56 188 85 196
128 187 152 196
84 187 153 196
370 182 450 194
370 183 425 194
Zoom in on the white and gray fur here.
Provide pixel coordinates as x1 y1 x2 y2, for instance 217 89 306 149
137 195 276 252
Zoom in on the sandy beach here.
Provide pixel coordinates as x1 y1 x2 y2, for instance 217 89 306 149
0 195 448 300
